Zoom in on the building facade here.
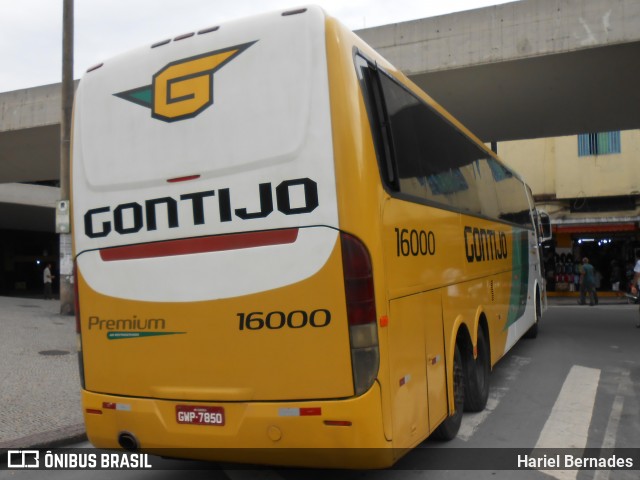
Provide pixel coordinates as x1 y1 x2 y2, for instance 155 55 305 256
499 130 640 293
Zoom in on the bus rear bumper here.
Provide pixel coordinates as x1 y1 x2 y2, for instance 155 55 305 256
82 382 395 469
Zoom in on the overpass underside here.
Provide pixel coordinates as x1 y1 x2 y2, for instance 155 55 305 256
410 41 640 142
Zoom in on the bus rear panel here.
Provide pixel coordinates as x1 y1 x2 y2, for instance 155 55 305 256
73 7 390 468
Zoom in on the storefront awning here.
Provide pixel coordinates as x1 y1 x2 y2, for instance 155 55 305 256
553 223 637 234
551 216 639 234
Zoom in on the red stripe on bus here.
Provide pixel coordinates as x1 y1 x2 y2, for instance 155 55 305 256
167 174 201 183
99 229 299 262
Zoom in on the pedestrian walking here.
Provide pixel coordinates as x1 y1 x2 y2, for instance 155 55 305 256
578 257 598 306
43 263 55 299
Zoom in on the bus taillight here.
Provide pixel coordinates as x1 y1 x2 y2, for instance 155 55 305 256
73 261 80 334
340 232 380 396
73 261 86 389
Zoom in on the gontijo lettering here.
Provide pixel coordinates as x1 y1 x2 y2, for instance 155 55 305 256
464 226 508 263
83 177 319 239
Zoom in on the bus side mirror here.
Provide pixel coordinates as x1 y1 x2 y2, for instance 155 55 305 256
538 211 552 242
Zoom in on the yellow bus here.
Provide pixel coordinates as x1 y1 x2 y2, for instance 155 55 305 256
72 6 549 469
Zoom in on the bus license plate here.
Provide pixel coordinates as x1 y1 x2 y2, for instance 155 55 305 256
176 405 225 426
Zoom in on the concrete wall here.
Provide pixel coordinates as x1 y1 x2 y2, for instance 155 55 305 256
496 137 557 196
499 129 640 200
356 0 640 74
0 83 62 132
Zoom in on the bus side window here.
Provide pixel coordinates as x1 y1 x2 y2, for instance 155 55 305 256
355 54 399 190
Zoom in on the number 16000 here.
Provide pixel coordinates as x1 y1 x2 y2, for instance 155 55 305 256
237 309 331 331
395 228 436 257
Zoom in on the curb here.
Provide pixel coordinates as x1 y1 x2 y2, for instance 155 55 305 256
0 423 86 463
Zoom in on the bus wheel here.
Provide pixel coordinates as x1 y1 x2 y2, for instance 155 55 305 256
463 327 490 412
432 344 464 441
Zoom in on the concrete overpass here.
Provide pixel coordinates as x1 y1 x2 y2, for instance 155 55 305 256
0 83 63 232
1 0 639 232
358 0 640 142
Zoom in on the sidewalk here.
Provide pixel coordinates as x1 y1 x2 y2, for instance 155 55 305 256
0 293 635 453
547 290 637 306
0 296 85 450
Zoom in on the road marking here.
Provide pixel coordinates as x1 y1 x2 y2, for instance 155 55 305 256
535 365 601 480
458 355 531 441
593 369 631 480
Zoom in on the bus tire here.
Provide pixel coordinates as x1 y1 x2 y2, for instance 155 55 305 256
463 327 490 412
432 344 464 441
524 291 541 339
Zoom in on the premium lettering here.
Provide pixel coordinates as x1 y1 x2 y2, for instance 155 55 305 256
88 315 166 331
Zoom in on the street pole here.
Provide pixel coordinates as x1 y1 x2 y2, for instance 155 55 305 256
59 0 74 315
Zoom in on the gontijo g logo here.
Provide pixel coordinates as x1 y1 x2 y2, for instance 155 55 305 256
114 41 256 122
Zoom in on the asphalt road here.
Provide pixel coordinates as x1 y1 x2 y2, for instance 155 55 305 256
3 303 639 480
